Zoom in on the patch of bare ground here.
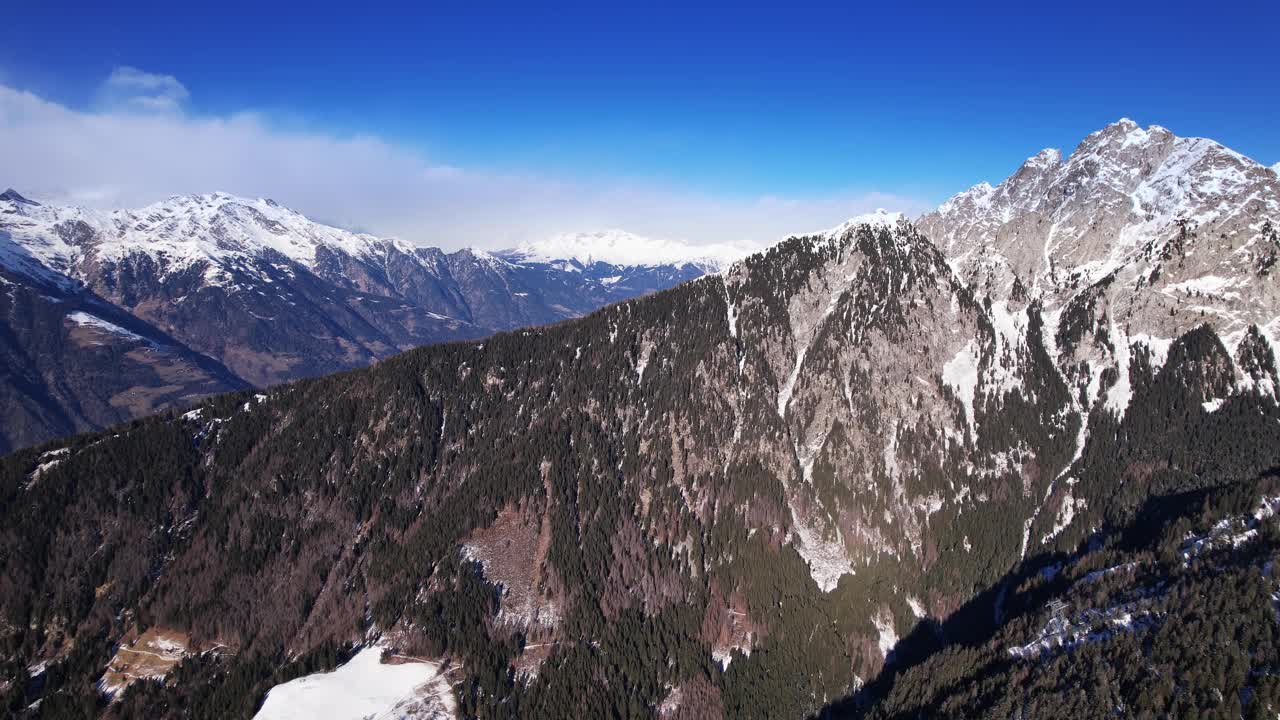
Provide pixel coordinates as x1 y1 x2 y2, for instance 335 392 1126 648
657 674 725 719
98 627 190 697
108 383 187 415
703 584 762 669
461 504 560 632
461 465 570 679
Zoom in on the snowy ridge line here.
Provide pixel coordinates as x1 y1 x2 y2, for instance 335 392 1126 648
507 229 751 269
0 191 744 290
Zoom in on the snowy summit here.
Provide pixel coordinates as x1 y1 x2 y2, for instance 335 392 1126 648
506 229 753 269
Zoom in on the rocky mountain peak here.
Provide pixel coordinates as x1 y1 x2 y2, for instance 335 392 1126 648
919 121 1280 306
0 188 38 206
1022 147 1063 171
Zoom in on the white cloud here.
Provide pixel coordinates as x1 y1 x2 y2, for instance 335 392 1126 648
0 70 931 251
96 66 190 113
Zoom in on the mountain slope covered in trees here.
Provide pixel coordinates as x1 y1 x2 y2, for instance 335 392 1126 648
1 121 1278 718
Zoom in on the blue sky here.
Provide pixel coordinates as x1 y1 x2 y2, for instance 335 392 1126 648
2 1 1277 247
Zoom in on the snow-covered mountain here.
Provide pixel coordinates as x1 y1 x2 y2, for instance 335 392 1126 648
917 118 1280 557
919 117 1280 386
5 120 1280 719
920 119 1278 309
0 191 725 451
817 208 906 238
502 229 751 270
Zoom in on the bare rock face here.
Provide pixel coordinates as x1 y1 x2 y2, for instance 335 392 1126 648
919 119 1280 346
919 119 1280 557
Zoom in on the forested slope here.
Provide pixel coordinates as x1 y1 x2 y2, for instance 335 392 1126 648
2 213 1278 718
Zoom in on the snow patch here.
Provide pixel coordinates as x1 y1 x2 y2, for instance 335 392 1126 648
790 516 854 592
1166 274 1245 300
821 208 907 238
872 610 898 660
1131 334 1174 371
723 278 738 339
1041 492 1086 545
253 646 456 720
906 596 926 619
509 229 750 268
942 340 980 432
27 448 70 487
66 311 148 343
635 341 654 381
711 644 751 672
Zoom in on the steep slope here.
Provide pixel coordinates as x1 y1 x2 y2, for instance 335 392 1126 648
0 192 726 451
918 118 1280 558
852 474 1280 719
5 233 1277 719
0 251 247 455
1 122 1277 719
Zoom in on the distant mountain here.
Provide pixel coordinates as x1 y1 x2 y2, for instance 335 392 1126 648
2 121 1277 719
0 264 248 455
0 191 732 452
502 229 749 269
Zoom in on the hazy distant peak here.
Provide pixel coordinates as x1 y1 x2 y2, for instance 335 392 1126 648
0 188 38 205
506 229 753 269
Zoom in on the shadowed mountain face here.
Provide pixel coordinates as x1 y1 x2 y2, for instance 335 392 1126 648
1 122 1278 719
0 267 249 455
0 192 724 453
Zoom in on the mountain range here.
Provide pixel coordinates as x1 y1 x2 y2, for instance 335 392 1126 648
0 192 736 453
2 120 1279 719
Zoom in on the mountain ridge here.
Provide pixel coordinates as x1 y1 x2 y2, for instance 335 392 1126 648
0 192 728 452
2 120 1278 718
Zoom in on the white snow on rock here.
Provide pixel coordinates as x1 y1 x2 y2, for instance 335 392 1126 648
0 191 426 286
872 610 898 659
791 519 854 593
711 644 751 672
942 340 980 432
1164 274 1245 300
722 277 738 339
635 340 654 381
1131 334 1174 371
1103 324 1135 416
1008 600 1157 660
821 209 907 238
905 596 926 619
1180 494 1279 563
66 311 148 343
254 646 455 720
1040 492 1086 545
26 448 70 487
